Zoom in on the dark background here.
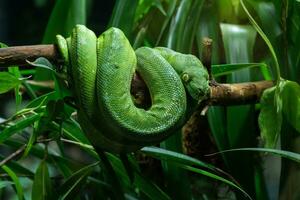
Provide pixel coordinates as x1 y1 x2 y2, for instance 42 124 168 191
0 0 115 45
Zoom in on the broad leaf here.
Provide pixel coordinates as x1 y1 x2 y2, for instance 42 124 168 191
258 86 282 148
0 72 21 94
27 57 55 73
259 80 300 147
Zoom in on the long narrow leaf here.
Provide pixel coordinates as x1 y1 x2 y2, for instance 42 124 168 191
2 165 24 200
32 160 54 200
212 63 268 77
134 172 171 200
240 0 280 82
0 114 41 143
141 147 252 199
209 148 300 163
59 162 98 200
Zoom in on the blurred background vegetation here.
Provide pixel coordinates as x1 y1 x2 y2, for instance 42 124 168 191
0 0 300 199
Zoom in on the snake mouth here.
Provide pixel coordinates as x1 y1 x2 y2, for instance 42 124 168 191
197 87 210 102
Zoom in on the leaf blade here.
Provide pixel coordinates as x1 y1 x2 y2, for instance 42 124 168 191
2 165 24 200
32 160 54 200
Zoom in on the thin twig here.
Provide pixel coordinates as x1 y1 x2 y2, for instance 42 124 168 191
0 144 26 167
60 138 94 150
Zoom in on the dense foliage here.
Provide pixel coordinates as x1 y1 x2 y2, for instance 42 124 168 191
0 0 300 199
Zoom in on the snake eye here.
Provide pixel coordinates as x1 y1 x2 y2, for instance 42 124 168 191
181 73 190 82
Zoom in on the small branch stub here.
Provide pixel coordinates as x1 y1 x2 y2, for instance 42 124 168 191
201 37 213 79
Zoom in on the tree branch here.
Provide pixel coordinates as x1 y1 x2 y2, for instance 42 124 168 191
0 144 26 167
0 45 274 105
0 45 59 66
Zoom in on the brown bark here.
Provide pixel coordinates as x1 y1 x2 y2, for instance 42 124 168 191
209 81 274 105
0 45 59 66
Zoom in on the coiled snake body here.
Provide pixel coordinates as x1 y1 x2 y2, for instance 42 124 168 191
56 25 209 153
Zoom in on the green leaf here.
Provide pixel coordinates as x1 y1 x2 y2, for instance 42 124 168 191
141 147 226 176
181 165 252 200
96 150 125 200
160 133 191 200
280 80 300 133
25 91 57 109
135 0 166 23
155 0 177 45
181 0 205 52
287 0 300 82
1 165 24 200
42 0 85 44
0 180 13 189
22 120 39 158
212 63 269 77
50 156 73 178
166 0 193 50
60 119 91 145
0 42 7 48
2 140 76 180
109 0 139 39
0 44 22 104
221 22 258 197
258 86 281 148
0 154 34 177
259 80 300 147
106 153 170 200
141 147 252 200
32 160 54 200
0 72 21 94
240 0 280 82
27 57 55 72
134 172 170 200
27 57 66 80
38 0 86 80
0 113 41 143
8 67 22 111
209 147 300 164
58 162 98 200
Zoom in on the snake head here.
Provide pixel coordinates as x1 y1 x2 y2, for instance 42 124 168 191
180 68 210 102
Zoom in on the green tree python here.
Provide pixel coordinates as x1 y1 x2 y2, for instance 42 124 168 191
56 25 210 153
